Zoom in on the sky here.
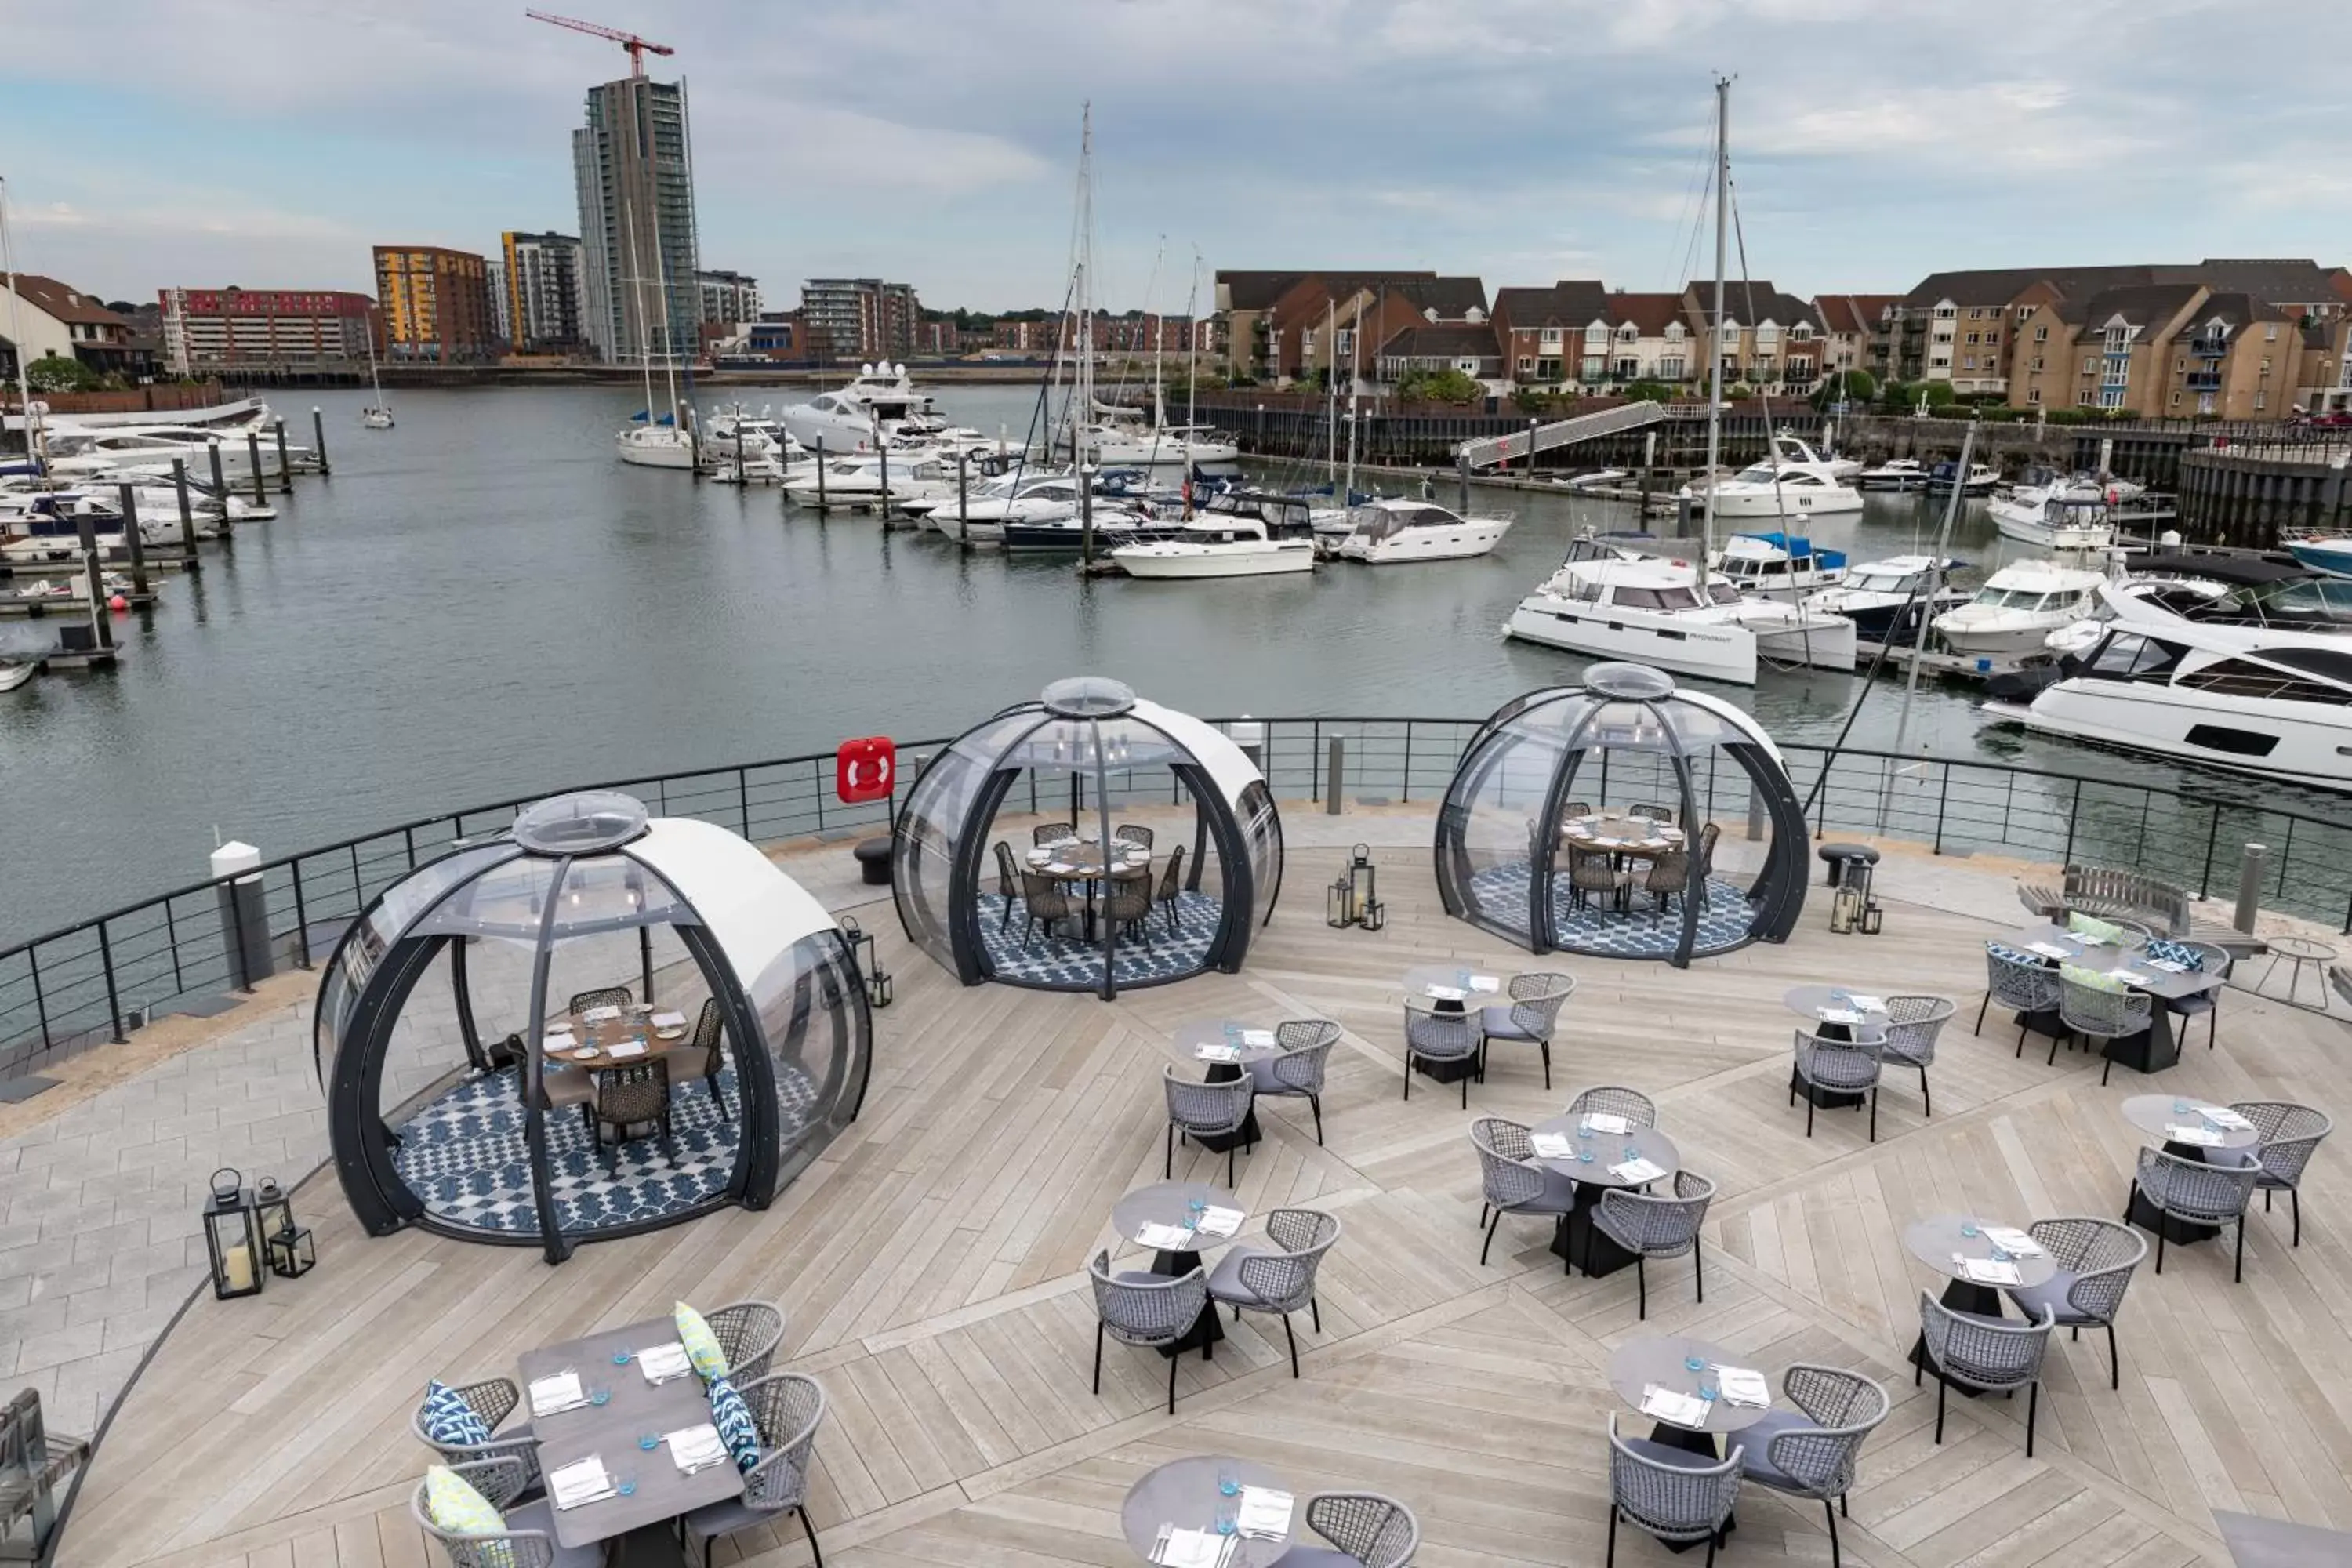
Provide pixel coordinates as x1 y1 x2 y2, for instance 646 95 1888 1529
4 0 2349 315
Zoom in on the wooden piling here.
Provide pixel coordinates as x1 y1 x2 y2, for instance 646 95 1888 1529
116 484 149 601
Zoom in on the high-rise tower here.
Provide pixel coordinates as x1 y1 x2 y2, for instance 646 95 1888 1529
571 75 698 365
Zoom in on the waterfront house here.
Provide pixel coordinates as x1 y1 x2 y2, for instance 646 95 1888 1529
1375 321 1504 385
1491 280 1610 388
1679 279 1826 395
1213 268 1439 382
0 275 154 383
1813 292 1898 387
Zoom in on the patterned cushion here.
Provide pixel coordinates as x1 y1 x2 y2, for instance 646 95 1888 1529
2067 913 2127 944
2145 938 2200 969
1986 942 2045 966
707 1374 761 1474
674 1301 728 1382
424 1464 506 1541
2060 963 2127 994
419 1381 493 1448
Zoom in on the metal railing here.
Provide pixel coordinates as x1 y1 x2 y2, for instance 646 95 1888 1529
7 717 2352 1076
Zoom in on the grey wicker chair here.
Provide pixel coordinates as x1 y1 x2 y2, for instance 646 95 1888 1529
1017 869 1075 946
1568 846 1631 912
993 840 1022 930
1980 946 2060 1047
2230 1101 2332 1247
2167 939 2232 1050
2132 1146 2261 1280
1563 800 1594 818
1163 1066 1254 1186
590 1058 671 1165
1917 1293 2056 1455
1207 1207 1340 1377
1606 1412 1741 1566
1567 1084 1657 1130
1403 996 1483 1109
1595 1170 1715 1319
1878 994 1955 1118
1470 1116 1577 1267
681 1372 826 1568
704 1299 787 1384
411 1457 593 1568
1087 1249 1208 1415
1641 844 1692 914
1155 844 1189 935
1113 823 1155 851
1480 972 1577 1090
410 1377 539 1495
666 997 728 1116
2002 1217 2146 1389
2057 973 2154 1085
1290 1492 1419 1568
1791 1028 1882 1141
566 985 633 1016
1033 821 1079 848
1733 1365 1887 1568
1105 867 1156 949
1253 1019 1339 1144
1628 802 1676 825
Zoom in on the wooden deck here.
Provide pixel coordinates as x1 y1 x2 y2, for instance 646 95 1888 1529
61 844 2352 1568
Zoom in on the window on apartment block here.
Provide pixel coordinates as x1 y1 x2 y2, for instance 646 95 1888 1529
2017 304 2034 319
2261 358 2273 374
1968 307 1983 319
1930 353 1951 368
2083 357 2098 374
1664 323 1684 342
1517 357 1534 374
1935 305 1955 318
2170 390 2181 407
1965 332 1979 344
2267 324 2279 340
1585 324 1607 347
2028 387 2042 404
1540 327 1562 347
2031 356 2045 372
2034 325 2049 342
2257 392 2267 408
1986 332 2000 346
1457 359 1481 375
1660 356 1686 378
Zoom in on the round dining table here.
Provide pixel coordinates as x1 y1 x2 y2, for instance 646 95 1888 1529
2121 1094 2258 1245
1529 1114 1680 1278
1563 814 1685 859
1604 1328 1772 1547
1401 964 1508 1084
1780 984 1885 1109
1171 1018 1272 1150
1120 1454 1293 1566
1903 1214 2057 1388
1112 1181 1243 1359
1023 839 1152 942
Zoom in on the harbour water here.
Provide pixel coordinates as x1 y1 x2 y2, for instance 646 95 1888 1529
0 383 2298 946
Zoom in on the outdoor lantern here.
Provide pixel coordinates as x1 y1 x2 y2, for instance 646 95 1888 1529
267 1218 317 1279
838 916 893 1010
201 1168 263 1300
1327 875 1355 928
252 1174 292 1240
1348 844 1386 931
1830 883 1862 935
1859 899 1884 936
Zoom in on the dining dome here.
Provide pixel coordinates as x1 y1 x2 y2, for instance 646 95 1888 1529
891 677 1283 998
314 790 872 1264
1433 663 1809 965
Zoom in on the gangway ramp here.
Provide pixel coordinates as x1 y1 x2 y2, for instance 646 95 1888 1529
1457 401 1705 469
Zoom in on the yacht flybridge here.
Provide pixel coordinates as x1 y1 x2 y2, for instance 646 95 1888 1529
1506 550 1762 684
1711 531 1846 592
1929 561 2106 657
782 364 956 455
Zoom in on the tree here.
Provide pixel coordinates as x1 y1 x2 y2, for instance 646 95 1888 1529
1918 381 1958 409
1814 368 1875 409
1623 379 1675 404
24 354 98 394
1396 367 1484 405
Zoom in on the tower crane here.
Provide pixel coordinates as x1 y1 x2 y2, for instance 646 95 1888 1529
524 10 673 76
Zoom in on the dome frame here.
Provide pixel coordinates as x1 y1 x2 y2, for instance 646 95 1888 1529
1434 667 1809 966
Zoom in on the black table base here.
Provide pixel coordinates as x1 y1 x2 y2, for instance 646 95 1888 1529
1151 1247 1225 1359
1909 1279 2005 1394
1645 1425 1736 1550
1790 1066 1865 1111
612 1525 690 1568
1555 1188 1640 1278
2016 1006 2181 1076
1197 1061 1263 1150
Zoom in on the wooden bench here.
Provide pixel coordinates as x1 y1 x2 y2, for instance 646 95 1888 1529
2016 865 2194 938
1 1388 87 1560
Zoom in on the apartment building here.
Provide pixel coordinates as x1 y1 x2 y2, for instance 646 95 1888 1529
1211 269 1439 380
801 278 920 361
372 245 496 361
1262 275 1485 385
572 75 698 365
502 232 587 354
1491 281 1608 386
158 286 375 374
696 270 760 326
1813 294 1897 385
1374 324 1503 383
1679 281 1826 394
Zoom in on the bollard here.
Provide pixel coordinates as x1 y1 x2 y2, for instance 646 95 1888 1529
877 438 891 523
1457 452 1471 514
73 509 113 650
1324 736 1345 815
208 437 228 505
310 405 330 477
211 840 274 990
2236 844 2266 935
116 484 149 600
272 419 292 495
1079 465 1094 567
815 433 826 514
956 448 971 552
1230 717 1264 775
1747 789 1767 841
245 429 267 506
171 458 202 567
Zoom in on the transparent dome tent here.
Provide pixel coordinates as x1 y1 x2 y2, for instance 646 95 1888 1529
891 677 1283 999
1434 664 1809 966
314 791 873 1264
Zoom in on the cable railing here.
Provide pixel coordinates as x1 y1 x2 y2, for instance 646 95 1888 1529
6 719 2352 1077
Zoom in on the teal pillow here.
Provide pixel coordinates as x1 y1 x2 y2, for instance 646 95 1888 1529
1986 942 2045 966
2145 938 2200 969
707 1374 760 1474
420 1381 493 1448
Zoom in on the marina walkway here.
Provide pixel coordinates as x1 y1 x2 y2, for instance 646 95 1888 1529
13 817 2352 1566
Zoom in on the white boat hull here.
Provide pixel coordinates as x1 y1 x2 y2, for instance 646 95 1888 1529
0 662 33 691
1701 487 1865 518
1338 515 1511 563
1934 614 2074 658
1996 683 2352 789
1504 594 1759 685
1990 499 2113 550
616 431 695 469
1112 542 1316 579
1742 609 1858 672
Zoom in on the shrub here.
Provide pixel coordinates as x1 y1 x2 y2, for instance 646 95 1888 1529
24 354 99 394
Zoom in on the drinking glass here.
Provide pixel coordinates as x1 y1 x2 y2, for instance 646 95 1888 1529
1684 1355 1706 1374
615 1473 637 1498
612 1350 632 1366
1959 1223 1978 1239
638 1433 661 1452
587 1385 610 1407
1218 1465 1240 1498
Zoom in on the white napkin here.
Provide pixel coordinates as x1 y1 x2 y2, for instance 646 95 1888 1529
2205 1107 2255 1131
2116 971 2152 986
1981 1227 2043 1258
1713 1366 1772 1408
1152 1527 1226 1568
1047 862 1076 874
1194 1043 1242 1064
549 1456 612 1509
637 1342 693 1382
650 1010 688 1030
542 1033 575 1052
1957 1257 2022 1287
1611 1157 1667 1185
1468 975 1501 994
2165 1123 2223 1148
1195 1206 1244 1238
1237 1486 1294 1539
1820 1007 1864 1025
1136 1221 1197 1250
2027 942 2071 959
1640 1384 1708 1428
1845 993 1888 1013
1581 1112 1632 1135
528 1370 586 1416
666 1423 728 1472
1025 849 1050 865
581 1005 622 1023
2147 958 2189 974
1424 985 1467 1003
1240 1029 1277 1048
1530 1133 1575 1160
605 1039 648 1060
544 1022 574 1036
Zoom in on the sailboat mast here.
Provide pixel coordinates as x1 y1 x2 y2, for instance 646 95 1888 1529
619 179 656 424
1 178 43 466
1702 74 1730 558
1344 298 1360 499
1325 297 1338 481
647 182 680 426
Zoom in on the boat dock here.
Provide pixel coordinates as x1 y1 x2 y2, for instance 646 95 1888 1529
1853 637 2041 684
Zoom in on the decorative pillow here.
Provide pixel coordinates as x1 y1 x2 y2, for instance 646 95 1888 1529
419 1381 494 1448
2060 962 2127 994
424 1464 505 1540
2067 912 2126 944
2145 937 2201 969
1986 942 2045 966
707 1374 761 1474
674 1301 728 1382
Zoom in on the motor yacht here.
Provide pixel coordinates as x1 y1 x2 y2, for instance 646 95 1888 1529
1769 432 1862 481
780 363 951 455
1987 488 2118 551
0 659 34 693
1111 514 1316 579
782 452 955 505
1926 461 2000 495
1332 499 1512 564
1506 551 1759 684
44 424 311 480
1682 459 1864 519
2285 534 2352 579
1069 409 1241 474
1857 457 1930 492
1710 531 1847 593
1984 582 2352 788
1801 556 1969 643
1929 561 2105 657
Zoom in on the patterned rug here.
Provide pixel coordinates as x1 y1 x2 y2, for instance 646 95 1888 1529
391 1061 815 1237
975 890 1222 988
1466 862 1756 959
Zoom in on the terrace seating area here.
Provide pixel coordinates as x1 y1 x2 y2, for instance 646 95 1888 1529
37 833 2352 1568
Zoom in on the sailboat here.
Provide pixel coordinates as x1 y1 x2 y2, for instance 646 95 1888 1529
613 177 694 470
360 326 393 429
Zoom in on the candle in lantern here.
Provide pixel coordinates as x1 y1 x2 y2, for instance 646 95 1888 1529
223 1243 256 1294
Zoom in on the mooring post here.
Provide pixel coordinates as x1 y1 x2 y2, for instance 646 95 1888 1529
116 483 149 601
272 418 293 495
877 437 892 524
1324 736 1345 815
245 429 268 506
815 433 826 515
172 458 201 568
1457 451 1471 514
74 510 113 652
956 448 971 553
2236 844 2266 935
207 437 228 506
310 405 330 477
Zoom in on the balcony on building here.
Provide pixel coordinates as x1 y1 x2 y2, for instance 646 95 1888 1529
2186 371 2223 392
